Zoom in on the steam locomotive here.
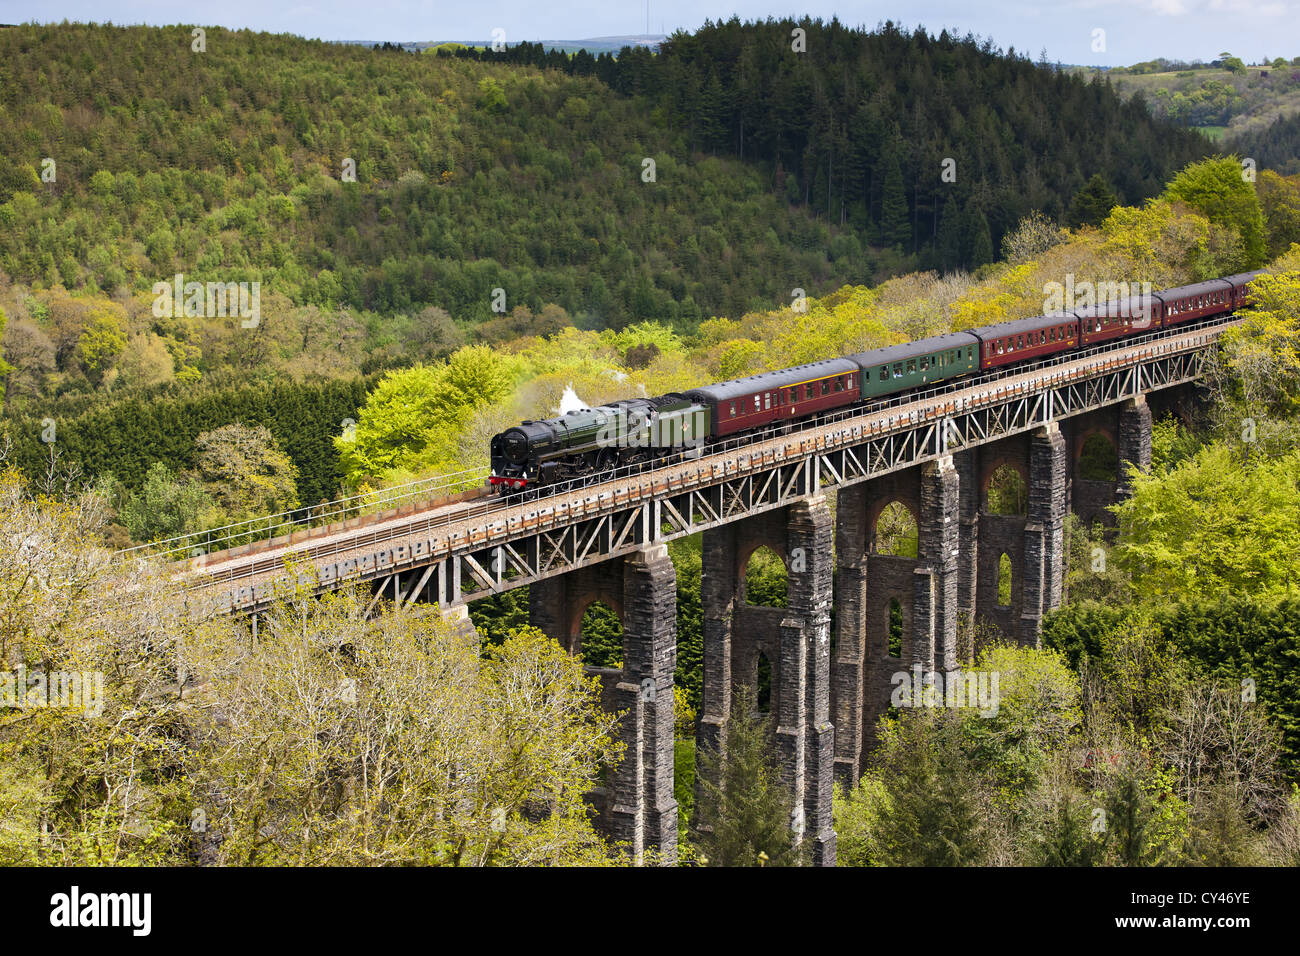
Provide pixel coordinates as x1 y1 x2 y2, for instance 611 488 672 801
488 271 1264 491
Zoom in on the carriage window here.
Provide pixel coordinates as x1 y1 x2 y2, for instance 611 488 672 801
997 341 1005 355
754 396 761 411
1016 336 1024 349
879 367 888 382
920 357 929 371
729 401 736 417
847 374 854 388
764 393 771 410
893 364 903 379
834 378 844 392
907 360 916 373
806 384 815 399
822 380 830 394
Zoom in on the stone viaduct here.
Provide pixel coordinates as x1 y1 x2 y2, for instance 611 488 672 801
510 386 1174 866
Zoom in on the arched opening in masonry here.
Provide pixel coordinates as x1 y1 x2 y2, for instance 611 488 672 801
873 501 919 557
997 553 1013 607
756 651 773 714
986 464 1028 515
743 546 789 608
579 601 623 668
1079 432 1119 481
887 597 904 658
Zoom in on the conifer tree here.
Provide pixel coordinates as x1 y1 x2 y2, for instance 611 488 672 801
695 686 801 866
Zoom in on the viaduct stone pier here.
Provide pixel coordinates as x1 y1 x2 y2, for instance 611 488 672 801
529 545 679 864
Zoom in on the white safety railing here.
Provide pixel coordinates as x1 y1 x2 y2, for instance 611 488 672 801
116 465 488 562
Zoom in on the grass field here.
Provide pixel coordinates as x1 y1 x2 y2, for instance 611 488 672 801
1069 64 1300 143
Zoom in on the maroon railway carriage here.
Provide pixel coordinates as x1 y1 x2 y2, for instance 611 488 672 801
1073 290 1165 346
1221 270 1266 311
1154 278 1235 328
971 312 1078 371
683 357 861 439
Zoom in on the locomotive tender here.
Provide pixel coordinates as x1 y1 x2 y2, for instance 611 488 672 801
489 271 1263 492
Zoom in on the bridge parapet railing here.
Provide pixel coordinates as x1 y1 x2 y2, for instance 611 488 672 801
117 465 489 564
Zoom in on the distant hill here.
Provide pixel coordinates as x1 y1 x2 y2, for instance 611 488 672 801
439 18 1212 272
0 19 1208 334
0 23 865 329
1072 60 1300 141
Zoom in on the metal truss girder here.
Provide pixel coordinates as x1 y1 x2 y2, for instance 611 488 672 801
212 330 1224 615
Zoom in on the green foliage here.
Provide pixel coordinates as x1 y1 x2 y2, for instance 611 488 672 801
1068 173 1120 228
985 464 1026 515
74 303 127 384
1077 432 1118 480
578 603 623 668
743 547 788 608
670 537 704 712
4 376 368 509
0 307 14 400
867 711 992 865
1149 413 1203 473
1113 444 1300 602
695 685 800 867
338 349 514 490
832 778 889 866
191 423 299 523
112 461 219 542
1162 156 1268 267
1209 268 1300 454
961 643 1082 808
467 588 531 650
1045 597 1300 772
1236 116 1300 177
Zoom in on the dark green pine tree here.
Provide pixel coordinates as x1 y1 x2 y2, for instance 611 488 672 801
698 71 727 154
874 713 989 865
695 685 802 867
936 197 962 273
1068 173 1120 228
878 140 911 250
966 208 994 269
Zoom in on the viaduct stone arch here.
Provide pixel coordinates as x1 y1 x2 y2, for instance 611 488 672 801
697 495 836 866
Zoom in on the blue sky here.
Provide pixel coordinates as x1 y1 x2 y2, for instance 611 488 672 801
4 0 1297 65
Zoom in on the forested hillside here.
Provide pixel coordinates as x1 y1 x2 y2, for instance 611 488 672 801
0 21 877 338
1235 111 1300 175
452 18 1213 270
0 19 1209 372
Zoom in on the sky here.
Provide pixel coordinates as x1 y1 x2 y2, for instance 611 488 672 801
3 0 1298 66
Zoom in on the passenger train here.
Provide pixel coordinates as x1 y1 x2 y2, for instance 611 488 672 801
489 271 1264 491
